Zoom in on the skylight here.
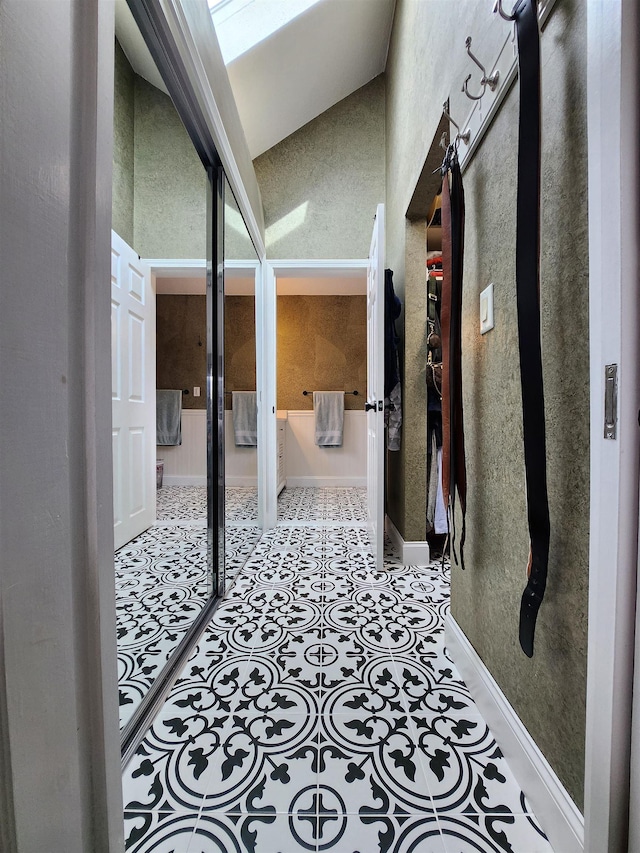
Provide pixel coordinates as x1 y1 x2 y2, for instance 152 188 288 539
209 0 320 65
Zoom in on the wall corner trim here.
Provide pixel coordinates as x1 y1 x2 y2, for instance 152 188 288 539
445 616 585 853
385 515 430 566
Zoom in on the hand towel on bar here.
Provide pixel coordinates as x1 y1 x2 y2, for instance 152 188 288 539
313 391 345 447
156 389 182 446
232 391 258 446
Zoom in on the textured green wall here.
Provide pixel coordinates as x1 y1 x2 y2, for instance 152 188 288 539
386 0 589 810
254 77 385 259
277 296 366 412
133 76 207 259
112 47 208 258
112 40 134 246
156 296 207 410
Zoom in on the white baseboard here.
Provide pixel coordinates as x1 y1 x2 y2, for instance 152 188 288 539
226 476 258 488
385 515 431 566
286 476 367 488
445 616 584 853
161 475 206 487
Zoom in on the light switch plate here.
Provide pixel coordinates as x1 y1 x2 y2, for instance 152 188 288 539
193 386 201 397
480 283 494 335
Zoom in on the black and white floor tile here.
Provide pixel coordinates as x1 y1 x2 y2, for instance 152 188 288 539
122 488 553 852
157 486 207 521
156 484 260 526
117 487 261 728
116 524 209 728
278 487 368 524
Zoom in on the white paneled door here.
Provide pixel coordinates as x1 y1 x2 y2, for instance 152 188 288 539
367 204 385 571
111 231 155 550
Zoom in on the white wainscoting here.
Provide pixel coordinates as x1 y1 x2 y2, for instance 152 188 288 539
225 410 258 486
285 410 366 488
157 409 206 486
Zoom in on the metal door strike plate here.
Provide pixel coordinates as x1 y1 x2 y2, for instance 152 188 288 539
604 364 617 440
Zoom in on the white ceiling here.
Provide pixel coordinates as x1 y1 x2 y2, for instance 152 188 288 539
115 0 395 161
221 0 395 159
220 0 396 158
114 0 169 94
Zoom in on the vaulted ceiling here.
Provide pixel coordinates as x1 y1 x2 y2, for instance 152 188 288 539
212 0 396 158
115 0 395 160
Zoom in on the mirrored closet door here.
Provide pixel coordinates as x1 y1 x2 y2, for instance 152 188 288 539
223 177 262 592
115 0 229 760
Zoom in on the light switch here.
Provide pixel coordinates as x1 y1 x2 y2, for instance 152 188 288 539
480 283 494 335
193 386 201 397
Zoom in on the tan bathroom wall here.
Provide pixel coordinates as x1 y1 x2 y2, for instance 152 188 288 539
156 295 207 410
277 296 366 412
225 296 257 409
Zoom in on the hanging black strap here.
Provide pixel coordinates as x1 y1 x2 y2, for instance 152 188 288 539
513 0 550 658
440 148 467 569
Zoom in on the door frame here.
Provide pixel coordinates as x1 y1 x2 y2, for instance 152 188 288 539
263 259 370 530
225 259 263 528
584 1 640 849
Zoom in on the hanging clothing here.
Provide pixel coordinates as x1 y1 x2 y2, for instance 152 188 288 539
440 146 467 568
384 268 402 451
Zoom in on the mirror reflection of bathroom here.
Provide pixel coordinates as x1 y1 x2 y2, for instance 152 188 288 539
112 0 212 733
223 178 262 590
275 270 368 524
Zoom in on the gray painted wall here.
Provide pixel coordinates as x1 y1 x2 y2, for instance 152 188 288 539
386 0 589 810
254 76 386 259
1 1 122 849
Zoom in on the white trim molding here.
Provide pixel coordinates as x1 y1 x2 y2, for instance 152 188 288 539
144 258 206 275
268 259 369 275
385 515 430 566
445 616 584 853
162 475 206 487
585 1 640 849
226 476 258 488
286 476 366 489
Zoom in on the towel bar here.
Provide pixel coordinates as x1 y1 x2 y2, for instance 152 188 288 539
302 390 359 396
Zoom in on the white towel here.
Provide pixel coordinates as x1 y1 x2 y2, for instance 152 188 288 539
156 390 182 446
313 391 345 447
232 391 258 446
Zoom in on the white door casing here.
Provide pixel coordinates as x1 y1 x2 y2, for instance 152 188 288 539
367 204 385 571
111 231 156 550
585 1 640 850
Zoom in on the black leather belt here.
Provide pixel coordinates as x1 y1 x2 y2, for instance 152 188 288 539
513 0 550 658
440 147 467 567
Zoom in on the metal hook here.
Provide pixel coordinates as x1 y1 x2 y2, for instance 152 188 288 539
493 0 517 21
442 103 471 146
462 36 500 100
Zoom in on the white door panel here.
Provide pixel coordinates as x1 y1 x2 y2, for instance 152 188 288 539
367 204 385 570
111 231 155 550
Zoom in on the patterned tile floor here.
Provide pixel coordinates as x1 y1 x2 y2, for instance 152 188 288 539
122 488 553 852
117 487 262 728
